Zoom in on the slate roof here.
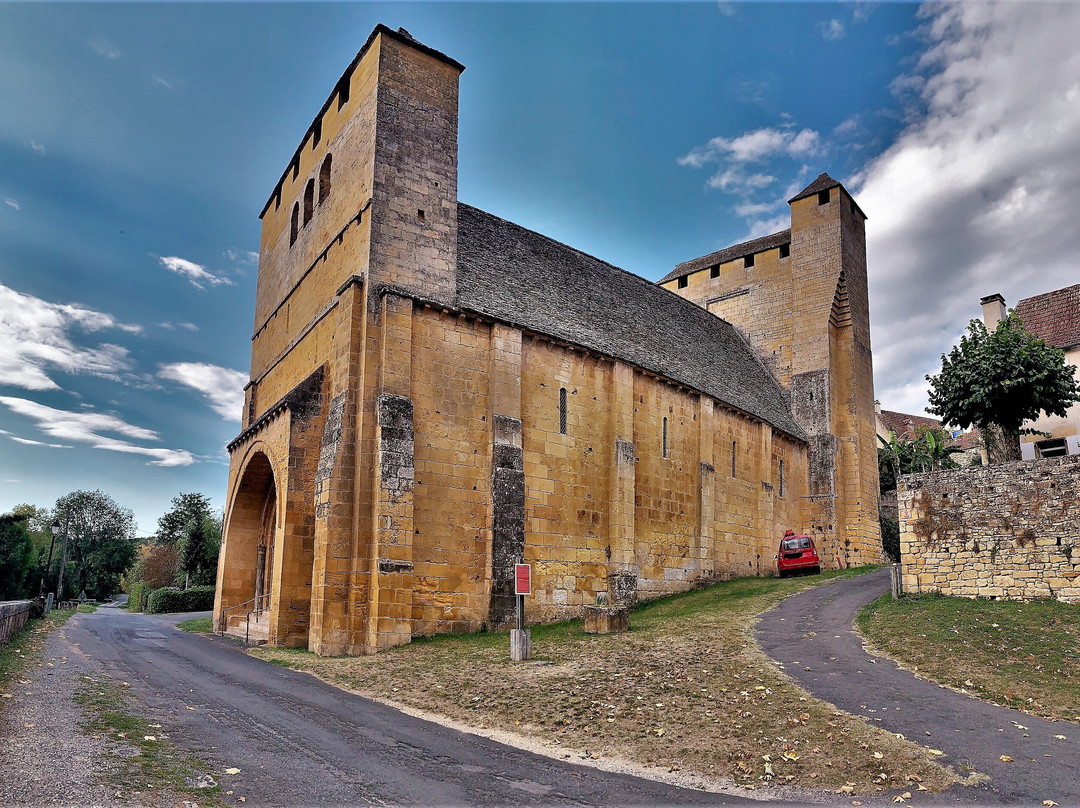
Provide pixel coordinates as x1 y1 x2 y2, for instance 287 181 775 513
1015 283 1080 351
455 204 807 441
659 230 791 285
788 172 842 204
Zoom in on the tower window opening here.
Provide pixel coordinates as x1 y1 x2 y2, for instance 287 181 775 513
274 188 281 212
319 154 332 204
312 118 322 148
662 418 669 458
779 459 784 497
779 243 790 259
292 160 299 181
337 77 350 110
849 198 856 216
677 276 688 289
710 265 720 279
731 441 737 477
744 254 755 269
559 387 567 435
303 179 315 225
817 189 830 206
290 203 299 246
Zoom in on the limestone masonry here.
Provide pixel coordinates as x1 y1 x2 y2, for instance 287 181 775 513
899 456 1080 603
214 25 882 654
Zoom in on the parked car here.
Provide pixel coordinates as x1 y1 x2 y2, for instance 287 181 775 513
775 532 821 577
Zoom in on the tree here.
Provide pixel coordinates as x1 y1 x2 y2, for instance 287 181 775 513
130 543 181 589
156 493 214 546
0 513 34 600
11 503 56 595
53 490 137 601
926 314 1080 463
877 426 962 494
179 513 222 587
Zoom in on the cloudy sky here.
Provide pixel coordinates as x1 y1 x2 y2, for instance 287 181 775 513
1 2 1077 532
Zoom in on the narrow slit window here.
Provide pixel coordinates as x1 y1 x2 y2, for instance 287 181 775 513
779 243 790 259
559 387 567 435
778 459 784 497
303 178 315 224
744 254 755 268
319 154 332 204
337 77 350 110
677 276 688 289
312 118 322 148
662 417 668 458
731 441 737 477
290 203 299 245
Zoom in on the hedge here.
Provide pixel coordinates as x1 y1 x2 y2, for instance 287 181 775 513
146 586 216 614
128 581 149 613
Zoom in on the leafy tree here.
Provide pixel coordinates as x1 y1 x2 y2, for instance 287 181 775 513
11 503 56 595
0 513 34 599
156 493 214 545
53 490 137 601
877 426 962 494
926 314 1080 463
179 514 221 587
130 542 181 589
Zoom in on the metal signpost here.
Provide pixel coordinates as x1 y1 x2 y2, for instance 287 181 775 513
510 562 531 661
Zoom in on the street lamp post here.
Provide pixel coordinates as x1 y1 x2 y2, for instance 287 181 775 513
38 520 58 599
53 516 70 603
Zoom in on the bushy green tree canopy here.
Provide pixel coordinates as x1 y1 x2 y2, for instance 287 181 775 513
156 493 213 545
926 314 1080 463
0 513 34 600
54 490 137 600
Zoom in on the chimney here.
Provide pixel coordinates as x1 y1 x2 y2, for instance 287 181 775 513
980 293 1006 329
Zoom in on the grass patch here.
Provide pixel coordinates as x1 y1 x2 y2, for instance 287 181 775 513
0 609 72 708
74 675 226 807
858 593 1080 721
254 567 959 796
177 616 213 634
77 603 98 614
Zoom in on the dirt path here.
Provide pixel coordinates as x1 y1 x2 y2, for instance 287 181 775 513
756 569 1080 805
0 613 121 807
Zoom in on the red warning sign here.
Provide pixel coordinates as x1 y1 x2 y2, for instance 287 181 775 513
515 563 531 595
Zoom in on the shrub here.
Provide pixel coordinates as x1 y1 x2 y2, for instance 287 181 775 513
128 581 149 613
880 509 900 563
146 585 216 614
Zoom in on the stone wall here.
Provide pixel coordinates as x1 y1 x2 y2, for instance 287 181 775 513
898 456 1080 602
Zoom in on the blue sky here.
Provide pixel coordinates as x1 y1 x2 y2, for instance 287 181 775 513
2 2 1079 532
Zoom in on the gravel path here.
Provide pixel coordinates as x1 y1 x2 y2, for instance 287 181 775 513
756 569 1080 805
0 613 122 808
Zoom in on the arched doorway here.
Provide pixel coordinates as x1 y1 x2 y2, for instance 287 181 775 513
218 452 278 631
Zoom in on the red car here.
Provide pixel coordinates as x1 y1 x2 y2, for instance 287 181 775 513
776 533 821 577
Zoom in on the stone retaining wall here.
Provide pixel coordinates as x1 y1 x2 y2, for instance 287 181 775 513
898 455 1080 602
0 600 34 648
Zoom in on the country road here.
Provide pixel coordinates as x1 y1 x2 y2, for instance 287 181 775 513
60 607 764 807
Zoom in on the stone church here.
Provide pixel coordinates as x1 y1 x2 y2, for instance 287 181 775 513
213 25 882 655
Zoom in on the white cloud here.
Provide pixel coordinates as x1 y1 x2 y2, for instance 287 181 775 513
30 140 45 155
0 282 141 391
4 198 19 211
158 256 234 290
820 19 846 41
153 76 173 91
854 2 1080 417
90 38 121 60
0 397 194 466
158 362 247 421
224 249 259 266
158 321 199 332
10 436 72 449
745 214 790 240
717 1 737 18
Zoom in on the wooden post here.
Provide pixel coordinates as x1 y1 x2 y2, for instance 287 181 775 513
890 563 902 599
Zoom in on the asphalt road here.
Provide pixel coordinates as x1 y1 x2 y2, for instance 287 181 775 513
756 568 1080 805
68 607 764 808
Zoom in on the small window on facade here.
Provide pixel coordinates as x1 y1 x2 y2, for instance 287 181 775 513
303 179 315 225
744 254 755 269
677 276 688 289
292 160 299 181
731 441 737 477
710 265 720 279
779 459 784 498
1036 438 1068 458
312 118 322 148
662 417 668 458
779 243 790 259
849 198 856 216
290 203 299 245
337 77 350 110
559 387 567 435
319 155 332 204
817 189 830 206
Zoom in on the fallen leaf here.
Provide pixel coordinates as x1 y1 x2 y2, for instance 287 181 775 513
872 752 883 760
238 798 246 804
224 768 241 775
902 793 912 799
1000 755 1013 763
964 680 974 687
143 736 156 742
835 785 855 795
908 774 923 782
893 797 905 804
23 723 35 728
1 694 11 699
1054 735 1067 740
1043 801 1058 807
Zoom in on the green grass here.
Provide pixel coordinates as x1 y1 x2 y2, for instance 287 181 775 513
74 676 226 806
77 603 98 613
0 609 73 704
858 593 1080 721
254 565 965 796
177 616 213 634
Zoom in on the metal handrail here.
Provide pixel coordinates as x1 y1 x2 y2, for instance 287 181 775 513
244 593 272 645
218 595 258 635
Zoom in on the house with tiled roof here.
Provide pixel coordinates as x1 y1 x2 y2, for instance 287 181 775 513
981 285 1080 459
873 402 983 465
